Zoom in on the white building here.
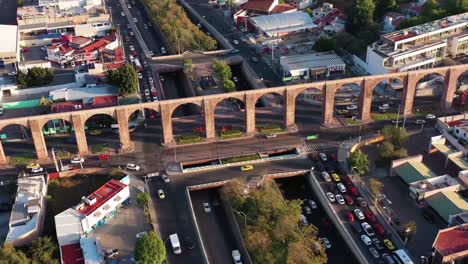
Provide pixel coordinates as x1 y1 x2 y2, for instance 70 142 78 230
38 0 103 10
55 178 130 264
5 175 47 246
453 124 468 142
249 11 317 37
364 12 468 75
280 51 345 81
409 174 461 201
0 25 20 65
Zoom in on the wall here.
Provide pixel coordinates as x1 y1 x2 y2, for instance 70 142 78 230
390 155 423 176
458 170 468 185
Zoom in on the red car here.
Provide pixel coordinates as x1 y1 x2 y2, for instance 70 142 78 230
343 176 353 186
330 153 337 161
344 195 354 205
365 211 376 223
345 212 355 222
349 186 359 196
149 113 155 119
98 154 110 160
373 224 385 236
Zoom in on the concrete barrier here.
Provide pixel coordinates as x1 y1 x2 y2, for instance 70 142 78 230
185 187 210 264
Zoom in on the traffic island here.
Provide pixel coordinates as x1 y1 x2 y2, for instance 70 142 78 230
10 153 35 166
218 129 243 140
176 134 204 145
257 124 284 134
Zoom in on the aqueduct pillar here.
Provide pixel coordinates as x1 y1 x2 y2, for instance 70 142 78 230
322 83 336 126
245 93 256 135
72 114 89 156
284 89 296 129
116 108 133 152
401 73 417 116
0 141 7 165
30 119 48 161
203 99 216 139
441 67 463 110
359 79 377 122
160 105 174 145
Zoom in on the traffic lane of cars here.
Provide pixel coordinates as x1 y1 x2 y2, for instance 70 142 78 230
313 154 399 263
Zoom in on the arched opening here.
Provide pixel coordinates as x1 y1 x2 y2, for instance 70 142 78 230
213 97 245 139
0 124 35 164
295 88 323 128
453 71 468 111
171 103 205 141
255 93 284 134
84 113 119 155
370 78 403 122
334 83 361 123
413 73 445 115
42 118 77 159
127 108 162 145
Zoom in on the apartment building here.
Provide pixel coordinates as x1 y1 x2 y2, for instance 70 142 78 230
0 25 20 65
430 224 468 264
364 12 468 75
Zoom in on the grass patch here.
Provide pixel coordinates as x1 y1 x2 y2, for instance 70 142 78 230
218 129 243 140
44 174 123 237
257 124 283 134
91 144 109 154
221 153 261 164
176 134 204 144
346 118 361 125
56 150 71 159
371 112 400 121
10 153 35 165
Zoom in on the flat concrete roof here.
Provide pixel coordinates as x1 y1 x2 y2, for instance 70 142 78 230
426 191 468 222
394 161 438 184
0 25 18 53
280 51 345 71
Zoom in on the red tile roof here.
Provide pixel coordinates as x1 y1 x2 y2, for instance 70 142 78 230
51 101 83 113
77 179 127 216
433 225 468 257
61 244 84 264
242 0 275 13
92 95 118 108
271 3 296 13
387 32 416 41
81 39 108 53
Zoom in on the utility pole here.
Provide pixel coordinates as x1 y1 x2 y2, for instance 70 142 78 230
396 104 401 128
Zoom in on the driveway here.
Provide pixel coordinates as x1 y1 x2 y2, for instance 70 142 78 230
92 176 151 258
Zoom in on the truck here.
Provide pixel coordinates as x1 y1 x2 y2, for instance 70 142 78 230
170 234 181 254
232 250 242 264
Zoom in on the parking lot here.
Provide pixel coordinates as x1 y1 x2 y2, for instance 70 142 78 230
92 176 150 258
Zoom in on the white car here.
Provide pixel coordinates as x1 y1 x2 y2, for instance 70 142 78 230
161 174 170 183
378 104 389 110
300 214 309 226
129 45 135 51
144 89 150 96
319 153 327 162
354 209 365 220
203 202 211 213
361 235 372 246
197 23 202 28
321 171 332 182
304 205 312 215
326 192 335 202
233 76 238 82
158 189 165 199
138 73 143 79
70 157 84 164
415 119 426 124
129 55 134 62
31 167 44 173
136 231 147 239
347 105 358 110
308 199 317 209
233 40 239 45
121 11 125 16
426 113 436 119
361 222 375 237
7 71 17 76
160 47 166 54
127 4 131 8
126 163 140 171
337 183 347 193
321 237 331 249
148 77 154 84
149 50 154 56
335 194 345 205
133 18 138 23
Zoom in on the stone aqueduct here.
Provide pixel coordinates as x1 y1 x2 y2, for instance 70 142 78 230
0 65 466 164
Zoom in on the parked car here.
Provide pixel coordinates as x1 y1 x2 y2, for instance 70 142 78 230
136 231 148 238
365 211 376 223
361 222 374 236
321 171 332 182
361 235 372 245
354 209 365 220
319 153 327 162
203 202 211 213
308 199 317 209
335 194 345 205
232 250 242 264
344 195 354 205
126 163 140 171
383 239 395 250
129 45 135 51
104 249 119 259
382 253 397 264
157 189 165 199
233 40 239 45
369 247 380 258
372 238 384 250
138 73 143 79
300 214 309 226
426 113 436 119
321 237 331 249
415 119 426 124
326 192 335 202
347 105 358 110
31 167 44 173
337 183 347 193
349 186 359 196
161 174 170 183
373 223 385 236
343 176 353 186
133 17 138 22
160 47 167 54
331 173 341 182
345 211 355 222
304 205 312 215
379 104 389 111
120 11 125 16
356 197 367 207
70 157 84 164
240 165 253 171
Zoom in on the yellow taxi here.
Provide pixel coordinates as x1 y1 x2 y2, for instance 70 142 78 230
89 129 102 135
383 239 395 250
26 163 40 169
331 173 341 182
240 165 254 171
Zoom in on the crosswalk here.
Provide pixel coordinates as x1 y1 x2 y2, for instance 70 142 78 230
303 140 345 152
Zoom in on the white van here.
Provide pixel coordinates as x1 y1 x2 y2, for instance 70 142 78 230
170 233 181 254
232 250 242 264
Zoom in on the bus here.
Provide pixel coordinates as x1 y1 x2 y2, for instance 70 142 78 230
393 249 414 264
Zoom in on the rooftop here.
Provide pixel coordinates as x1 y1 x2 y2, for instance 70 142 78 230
0 25 18 53
433 224 468 257
409 174 460 192
280 51 345 71
49 85 119 103
61 243 84 264
394 161 438 184
76 179 127 216
449 155 468 171
271 3 296 13
55 208 84 246
250 11 316 36
426 191 468 222
242 0 275 13
79 237 100 264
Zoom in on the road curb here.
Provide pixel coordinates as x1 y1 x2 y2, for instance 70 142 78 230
185 187 210 264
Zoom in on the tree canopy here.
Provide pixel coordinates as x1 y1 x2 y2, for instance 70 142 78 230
134 231 166 264
29 237 59 264
15 68 54 88
313 37 336 52
212 59 232 81
368 178 384 198
0 243 30 264
347 0 375 34
107 64 138 96
348 149 370 177
136 192 150 208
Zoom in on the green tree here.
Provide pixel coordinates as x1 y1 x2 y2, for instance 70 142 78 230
405 220 417 243
183 58 194 78
18 0 24 7
134 231 166 264
26 67 54 87
222 79 236 93
136 192 150 208
15 71 27 86
347 0 375 34
382 125 408 149
29 237 59 264
0 243 30 264
375 0 397 18
368 178 384 198
39 96 53 109
313 37 336 52
107 64 138 96
212 59 232 81
348 149 370 177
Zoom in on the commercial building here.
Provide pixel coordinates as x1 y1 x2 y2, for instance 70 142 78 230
430 224 468 264
0 25 20 65
234 0 297 29
425 191 468 223
363 13 468 74
55 178 130 263
249 11 316 37
38 0 103 10
5 175 47 246
409 175 461 201
435 114 468 156
280 51 345 81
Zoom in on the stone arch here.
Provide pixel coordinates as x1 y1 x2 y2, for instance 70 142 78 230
81 108 116 124
210 93 245 109
0 123 32 140
171 102 205 137
290 84 325 103
254 91 285 131
252 90 285 106
124 103 160 121
413 68 449 86
213 96 246 133
294 87 324 126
